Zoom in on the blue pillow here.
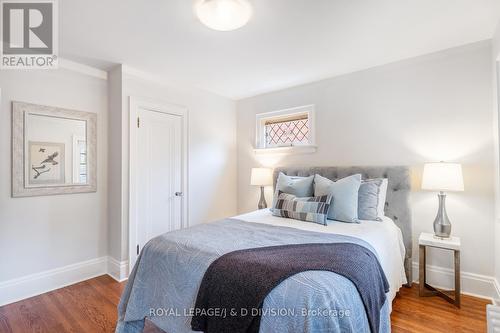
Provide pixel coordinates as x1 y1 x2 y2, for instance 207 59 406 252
358 178 388 221
313 174 362 223
271 173 314 210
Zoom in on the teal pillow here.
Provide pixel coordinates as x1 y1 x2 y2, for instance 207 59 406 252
314 174 362 223
271 173 314 210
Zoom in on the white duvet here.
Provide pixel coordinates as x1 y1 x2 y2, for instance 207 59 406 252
235 209 407 305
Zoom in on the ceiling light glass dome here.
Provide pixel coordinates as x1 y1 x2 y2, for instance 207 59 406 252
195 0 253 31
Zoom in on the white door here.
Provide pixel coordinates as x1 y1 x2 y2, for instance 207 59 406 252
130 102 186 270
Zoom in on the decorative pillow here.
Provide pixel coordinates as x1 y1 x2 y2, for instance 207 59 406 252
314 174 362 223
376 179 388 217
358 178 388 221
271 173 315 210
272 192 332 225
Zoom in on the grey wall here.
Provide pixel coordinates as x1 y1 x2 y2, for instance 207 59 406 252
0 69 108 281
107 66 124 261
492 21 500 292
496 61 500 293
0 63 237 286
107 67 238 262
237 41 495 280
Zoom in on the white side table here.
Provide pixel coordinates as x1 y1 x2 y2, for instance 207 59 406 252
418 232 461 308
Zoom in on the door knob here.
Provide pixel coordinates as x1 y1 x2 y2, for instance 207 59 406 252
175 192 183 197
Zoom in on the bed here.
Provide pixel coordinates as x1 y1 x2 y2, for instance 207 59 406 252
116 166 412 333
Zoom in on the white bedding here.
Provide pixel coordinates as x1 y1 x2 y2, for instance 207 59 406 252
235 209 407 304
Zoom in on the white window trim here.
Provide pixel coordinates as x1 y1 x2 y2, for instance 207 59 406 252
255 105 317 155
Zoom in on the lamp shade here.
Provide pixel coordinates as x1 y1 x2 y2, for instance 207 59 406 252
422 162 464 192
250 168 273 186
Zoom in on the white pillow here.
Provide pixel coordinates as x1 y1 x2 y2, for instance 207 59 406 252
377 179 388 218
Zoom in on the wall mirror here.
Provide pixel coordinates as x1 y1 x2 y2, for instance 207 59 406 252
12 102 97 197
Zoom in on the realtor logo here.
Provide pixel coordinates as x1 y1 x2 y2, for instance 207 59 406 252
1 0 58 69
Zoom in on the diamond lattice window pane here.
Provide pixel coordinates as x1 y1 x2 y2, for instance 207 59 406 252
265 117 309 147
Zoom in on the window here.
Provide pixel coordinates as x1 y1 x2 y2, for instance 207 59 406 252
77 140 87 183
72 136 88 184
265 114 309 147
256 105 315 152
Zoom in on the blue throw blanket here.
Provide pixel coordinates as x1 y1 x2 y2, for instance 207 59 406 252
116 219 391 333
191 243 389 333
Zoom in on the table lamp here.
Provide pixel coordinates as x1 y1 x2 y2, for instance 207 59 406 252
251 168 273 209
422 162 464 238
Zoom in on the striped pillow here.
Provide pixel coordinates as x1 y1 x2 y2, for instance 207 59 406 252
272 191 332 225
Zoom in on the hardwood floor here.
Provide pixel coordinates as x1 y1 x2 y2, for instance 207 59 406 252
0 275 491 333
391 285 490 333
0 275 124 333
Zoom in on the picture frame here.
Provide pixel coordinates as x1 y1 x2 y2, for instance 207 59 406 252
12 101 97 197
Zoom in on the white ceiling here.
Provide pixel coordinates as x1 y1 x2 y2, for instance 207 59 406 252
61 0 500 100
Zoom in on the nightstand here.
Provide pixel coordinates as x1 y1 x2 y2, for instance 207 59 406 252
419 232 461 308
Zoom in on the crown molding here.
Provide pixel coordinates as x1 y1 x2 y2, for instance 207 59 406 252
59 58 108 80
121 64 188 89
121 64 234 100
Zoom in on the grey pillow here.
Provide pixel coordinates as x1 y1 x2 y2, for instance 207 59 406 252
358 178 388 221
271 173 314 210
272 191 333 225
314 174 362 223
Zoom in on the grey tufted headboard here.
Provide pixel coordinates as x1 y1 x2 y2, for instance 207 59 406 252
273 166 412 286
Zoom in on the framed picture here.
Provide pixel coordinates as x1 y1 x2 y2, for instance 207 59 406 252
28 141 65 186
12 101 97 197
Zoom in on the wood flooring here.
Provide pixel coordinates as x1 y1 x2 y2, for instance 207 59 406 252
0 275 491 333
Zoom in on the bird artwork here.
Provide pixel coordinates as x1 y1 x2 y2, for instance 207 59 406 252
32 165 51 179
41 152 59 165
29 143 64 184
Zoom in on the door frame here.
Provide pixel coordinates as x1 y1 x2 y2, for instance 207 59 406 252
129 96 189 271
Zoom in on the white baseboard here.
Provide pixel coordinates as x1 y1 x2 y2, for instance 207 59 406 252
107 256 129 282
1 257 496 307
0 257 107 307
412 262 500 302
493 278 500 305
0 256 130 307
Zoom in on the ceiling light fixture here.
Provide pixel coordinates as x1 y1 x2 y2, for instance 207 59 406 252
194 0 253 31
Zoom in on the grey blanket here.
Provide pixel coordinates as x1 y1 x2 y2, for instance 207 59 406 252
191 243 389 333
116 219 391 333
